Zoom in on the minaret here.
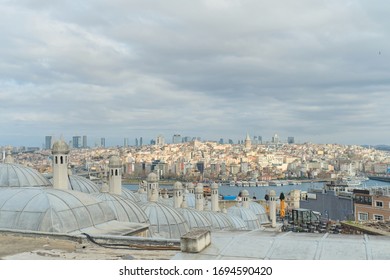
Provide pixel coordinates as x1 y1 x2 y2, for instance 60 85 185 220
195 183 204 211
242 189 250 209
4 147 14 164
173 181 184 208
108 155 122 195
269 190 277 228
52 139 70 190
147 172 159 202
211 182 219 212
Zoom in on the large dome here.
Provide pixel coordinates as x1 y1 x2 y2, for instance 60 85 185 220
92 193 149 224
0 163 52 188
141 202 189 239
202 211 234 231
177 208 212 230
248 202 269 224
227 205 261 230
68 175 101 193
0 187 119 234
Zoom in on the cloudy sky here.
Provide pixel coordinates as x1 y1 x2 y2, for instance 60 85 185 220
1 0 389 147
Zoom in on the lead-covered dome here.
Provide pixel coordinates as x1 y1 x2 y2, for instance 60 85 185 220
68 175 101 193
147 172 158 182
52 140 70 154
92 193 149 224
108 155 122 168
177 208 212 230
0 187 119 234
141 202 189 239
227 205 261 230
0 163 52 188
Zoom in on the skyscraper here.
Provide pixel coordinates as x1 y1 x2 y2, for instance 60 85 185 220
45 136 52 150
124 138 129 147
72 136 81 149
172 134 182 144
100 137 106 148
287 137 295 144
82 135 88 148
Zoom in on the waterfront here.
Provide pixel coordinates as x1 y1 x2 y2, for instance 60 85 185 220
124 179 390 201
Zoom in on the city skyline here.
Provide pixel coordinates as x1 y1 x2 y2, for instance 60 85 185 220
1 1 390 147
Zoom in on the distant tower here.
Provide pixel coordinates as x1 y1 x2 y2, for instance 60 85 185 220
124 138 129 147
108 155 122 195
242 189 250 209
82 135 88 148
211 182 219 212
45 136 52 150
245 133 251 149
100 137 106 148
52 139 70 190
272 133 279 144
287 136 295 144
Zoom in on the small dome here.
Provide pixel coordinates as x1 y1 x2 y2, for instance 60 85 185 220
211 182 219 190
147 172 158 182
248 202 269 224
0 163 52 188
0 187 117 234
202 211 234 231
195 183 203 193
226 215 248 230
68 175 100 194
269 190 276 196
92 193 149 223
177 208 212 230
173 181 183 190
108 155 122 168
227 205 261 230
141 202 189 239
121 188 141 203
241 189 249 197
52 140 70 154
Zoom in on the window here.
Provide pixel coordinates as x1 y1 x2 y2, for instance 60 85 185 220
358 212 368 221
375 201 383 208
374 214 384 221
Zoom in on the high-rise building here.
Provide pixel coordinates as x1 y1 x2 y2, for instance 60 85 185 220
287 137 295 144
100 137 106 148
156 135 165 146
135 138 139 147
124 138 129 147
82 135 87 148
258 136 262 144
139 137 143 146
172 134 182 144
72 136 81 149
45 136 52 150
272 133 279 144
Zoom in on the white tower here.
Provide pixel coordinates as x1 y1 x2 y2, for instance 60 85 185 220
173 181 184 208
195 183 204 211
52 140 70 190
244 133 251 149
269 190 277 228
242 189 250 209
211 182 220 212
187 182 195 194
147 172 159 202
108 155 122 195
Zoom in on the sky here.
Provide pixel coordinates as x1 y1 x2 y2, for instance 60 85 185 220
1 0 390 147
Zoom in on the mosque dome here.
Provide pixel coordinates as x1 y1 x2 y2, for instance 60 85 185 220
177 208 212 231
52 140 70 154
248 202 269 224
68 175 100 194
108 155 122 168
202 211 234 231
0 187 119 234
0 163 52 188
147 172 158 182
140 202 190 239
121 188 141 203
226 215 248 230
227 205 261 230
92 193 149 224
